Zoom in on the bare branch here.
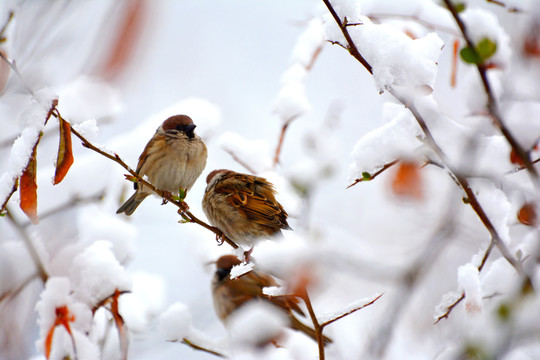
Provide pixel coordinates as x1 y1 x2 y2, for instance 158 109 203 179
323 0 529 284
5 208 48 282
443 0 538 184
434 241 496 323
66 118 239 249
299 290 325 360
179 338 226 358
368 13 461 36
223 148 257 174
320 293 384 327
347 160 399 188
273 121 292 168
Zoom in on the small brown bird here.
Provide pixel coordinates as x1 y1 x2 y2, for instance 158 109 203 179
211 255 332 345
117 115 207 215
202 169 291 247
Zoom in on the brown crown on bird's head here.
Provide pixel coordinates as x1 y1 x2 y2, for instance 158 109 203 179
162 115 197 139
216 255 243 271
206 169 230 184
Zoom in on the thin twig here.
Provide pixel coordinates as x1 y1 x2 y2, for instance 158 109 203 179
273 121 291 168
486 0 522 12
0 99 58 215
434 240 496 323
299 290 325 360
0 10 14 40
505 157 540 175
368 13 461 36
320 293 383 327
21 192 105 227
0 52 35 96
0 274 39 304
434 294 465 324
323 0 528 280
0 180 17 215
223 149 257 174
443 0 538 184
180 338 226 358
66 118 238 249
347 160 399 188
322 0 372 74
5 208 48 282
394 92 528 280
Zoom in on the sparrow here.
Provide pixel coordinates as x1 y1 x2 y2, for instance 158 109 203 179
211 255 332 345
202 169 291 247
117 115 207 215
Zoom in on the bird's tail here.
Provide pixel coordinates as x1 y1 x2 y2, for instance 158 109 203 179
290 315 333 346
116 192 146 215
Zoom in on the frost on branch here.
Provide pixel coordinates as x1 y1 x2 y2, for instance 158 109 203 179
228 301 289 349
230 261 255 280
217 132 273 174
324 13 443 93
160 302 193 341
69 240 132 308
349 102 423 181
458 264 483 314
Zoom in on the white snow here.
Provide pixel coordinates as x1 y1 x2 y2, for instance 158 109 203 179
317 293 383 324
159 302 193 340
230 262 255 280
217 132 273 174
69 240 132 308
349 102 424 180
325 15 443 93
228 301 288 348
458 264 483 314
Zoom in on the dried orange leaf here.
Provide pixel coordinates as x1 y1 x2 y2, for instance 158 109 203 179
19 141 40 224
101 0 146 79
44 322 55 359
518 202 537 226
111 289 129 359
53 116 74 185
391 161 424 200
451 38 459 87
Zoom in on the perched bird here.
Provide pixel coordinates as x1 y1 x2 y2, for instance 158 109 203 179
211 255 332 345
117 115 207 215
202 169 291 247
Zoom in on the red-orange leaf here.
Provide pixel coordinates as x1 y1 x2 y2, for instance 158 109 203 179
100 0 146 80
53 116 74 185
390 160 424 200
111 289 129 359
44 305 75 359
19 138 41 224
451 38 459 87
44 321 55 359
518 202 537 226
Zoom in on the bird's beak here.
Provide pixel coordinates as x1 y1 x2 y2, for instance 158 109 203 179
185 123 197 138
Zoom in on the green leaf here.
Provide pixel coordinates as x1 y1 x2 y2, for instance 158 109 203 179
476 38 497 61
178 212 190 223
460 38 497 65
178 187 187 201
362 172 372 181
454 2 466 13
460 46 481 64
497 303 511 321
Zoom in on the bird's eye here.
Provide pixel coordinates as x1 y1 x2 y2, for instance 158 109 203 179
216 268 230 282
